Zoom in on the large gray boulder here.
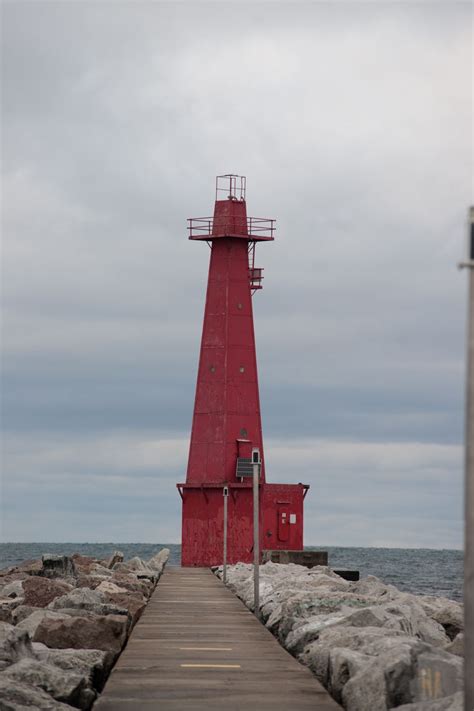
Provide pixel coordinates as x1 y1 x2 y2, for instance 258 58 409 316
49 588 106 608
3 658 95 709
416 596 464 641
411 649 463 703
16 610 71 638
39 555 77 580
95 581 128 595
285 600 448 655
220 561 465 711
112 557 157 579
445 633 463 657
110 574 153 598
0 598 24 624
48 588 128 618
340 636 425 710
301 630 463 711
11 604 42 625
75 574 110 590
147 548 170 574
89 564 114 578
0 581 25 599
34 647 114 692
0 621 35 671
396 691 463 710
102 551 124 569
327 647 369 702
34 614 128 654
22 576 73 608
70 555 97 574
103 592 145 626
0 677 72 709
300 626 408 686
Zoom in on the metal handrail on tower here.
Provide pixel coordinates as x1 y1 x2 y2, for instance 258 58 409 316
188 216 275 240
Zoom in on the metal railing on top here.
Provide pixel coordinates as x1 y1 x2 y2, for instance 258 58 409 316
188 216 275 240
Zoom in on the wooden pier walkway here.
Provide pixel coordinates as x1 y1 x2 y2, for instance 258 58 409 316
95 567 341 710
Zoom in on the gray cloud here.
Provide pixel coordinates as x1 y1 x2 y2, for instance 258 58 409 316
1 0 471 545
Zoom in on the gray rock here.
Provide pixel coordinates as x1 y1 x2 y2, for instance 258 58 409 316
89 564 113 578
22 576 73 608
347 575 398 599
333 636 462 711
286 613 348 653
0 621 35 671
95 581 129 595
340 636 423 711
113 557 157 579
104 592 145 626
48 588 128 618
416 596 464 640
327 648 369 702
3 658 96 709
39 555 77 579
147 548 170 574
342 659 388 711
17 610 71 638
0 598 24 624
0 677 72 709
2 559 42 577
103 551 124 569
396 691 463 710
220 562 464 710
411 649 463 703
109 574 153 598
300 626 407 686
445 632 463 657
56 608 100 619
34 614 128 654
49 587 106 608
285 600 448 655
0 581 25 599
34 647 114 691
11 604 42 625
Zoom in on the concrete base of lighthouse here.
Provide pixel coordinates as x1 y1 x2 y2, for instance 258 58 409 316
177 481 308 567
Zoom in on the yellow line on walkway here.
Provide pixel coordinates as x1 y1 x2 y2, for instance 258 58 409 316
179 647 233 651
180 664 241 669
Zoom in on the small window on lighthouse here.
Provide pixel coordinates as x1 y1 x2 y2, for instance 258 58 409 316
290 514 297 524
209 365 216 373
239 366 245 373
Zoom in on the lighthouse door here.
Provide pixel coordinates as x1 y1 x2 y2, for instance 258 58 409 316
277 506 290 542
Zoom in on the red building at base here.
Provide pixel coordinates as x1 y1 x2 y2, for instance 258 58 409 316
177 175 308 566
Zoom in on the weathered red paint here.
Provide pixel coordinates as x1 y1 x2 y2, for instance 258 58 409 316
178 175 308 567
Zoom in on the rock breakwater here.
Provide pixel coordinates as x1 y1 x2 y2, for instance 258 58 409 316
0 547 169 709
216 562 463 711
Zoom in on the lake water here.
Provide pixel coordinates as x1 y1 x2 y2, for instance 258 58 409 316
0 543 463 602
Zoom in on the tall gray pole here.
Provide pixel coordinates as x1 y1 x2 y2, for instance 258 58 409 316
459 206 474 711
253 461 260 618
223 486 228 585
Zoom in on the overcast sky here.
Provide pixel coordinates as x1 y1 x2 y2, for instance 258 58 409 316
1 1 472 548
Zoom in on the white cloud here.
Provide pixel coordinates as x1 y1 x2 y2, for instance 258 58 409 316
1 431 462 547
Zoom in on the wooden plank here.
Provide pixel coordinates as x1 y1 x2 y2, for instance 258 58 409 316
94 567 341 711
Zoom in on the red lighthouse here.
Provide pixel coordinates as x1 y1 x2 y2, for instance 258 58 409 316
178 175 308 566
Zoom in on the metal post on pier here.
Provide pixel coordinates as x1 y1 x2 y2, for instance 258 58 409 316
223 486 228 585
458 206 474 711
253 459 260 619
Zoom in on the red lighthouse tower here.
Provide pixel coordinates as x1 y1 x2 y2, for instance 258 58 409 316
178 175 308 566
